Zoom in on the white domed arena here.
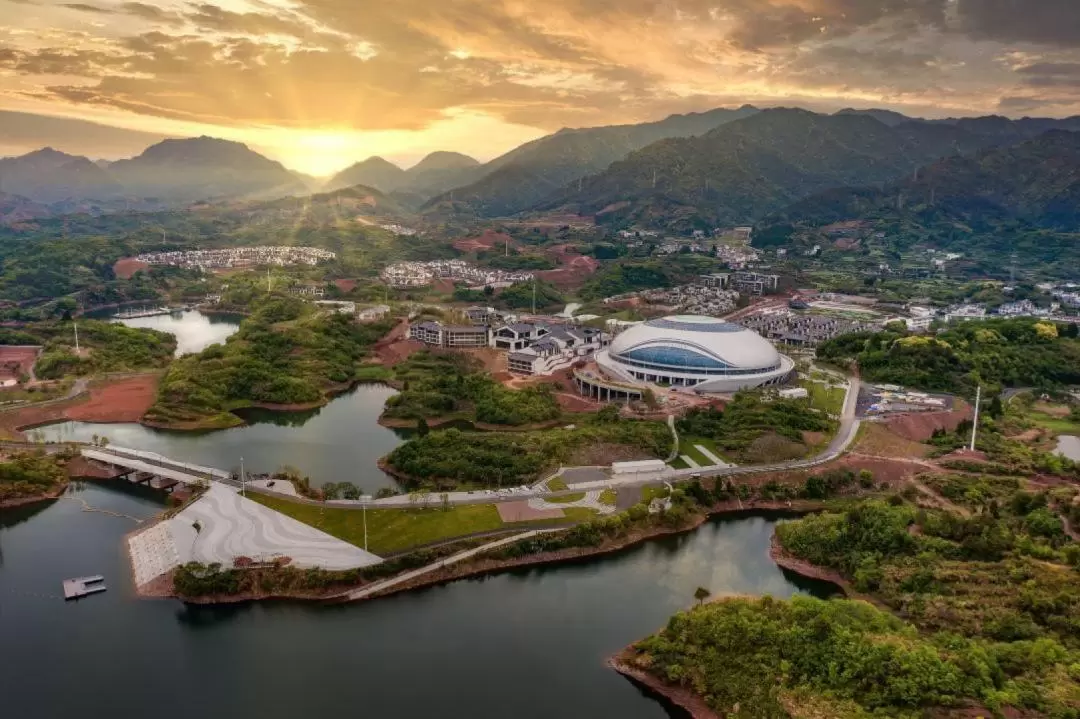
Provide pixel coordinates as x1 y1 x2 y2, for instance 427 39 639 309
595 315 794 394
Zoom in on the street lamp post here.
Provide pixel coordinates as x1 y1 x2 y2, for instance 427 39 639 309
360 494 371 552
240 456 246 496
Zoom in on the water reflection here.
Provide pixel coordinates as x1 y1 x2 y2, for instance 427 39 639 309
36 384 408 490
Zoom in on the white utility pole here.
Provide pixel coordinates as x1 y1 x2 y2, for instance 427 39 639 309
360 495 370 552
73 322 80 354
969 385 981 451
267 268 272 295
531 276 537 315
240 456 246 496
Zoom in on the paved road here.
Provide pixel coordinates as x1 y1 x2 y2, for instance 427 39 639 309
335 529 556 601
247 376 865 511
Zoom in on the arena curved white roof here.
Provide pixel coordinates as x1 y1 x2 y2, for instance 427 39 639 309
608 315 781 372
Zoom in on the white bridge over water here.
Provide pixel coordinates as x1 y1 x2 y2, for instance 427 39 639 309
82 446 235 491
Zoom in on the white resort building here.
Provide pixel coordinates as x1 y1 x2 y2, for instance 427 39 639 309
506 326 610 376
592 315 794 394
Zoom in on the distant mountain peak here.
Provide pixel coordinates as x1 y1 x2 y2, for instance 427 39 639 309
410 151 479 171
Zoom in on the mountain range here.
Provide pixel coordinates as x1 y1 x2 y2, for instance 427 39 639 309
0 136 306 207
533 109 1080 230
420 105 762 217
3 104 1080 230
324 151 481 202
770 129 1080 232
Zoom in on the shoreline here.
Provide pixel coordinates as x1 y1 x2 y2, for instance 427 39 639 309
140 379 374 431
608 654 720 719
0 480 68 509
146 500 829 605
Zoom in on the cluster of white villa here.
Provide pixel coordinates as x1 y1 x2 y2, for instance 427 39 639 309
381 260 533 289
136 246 336 269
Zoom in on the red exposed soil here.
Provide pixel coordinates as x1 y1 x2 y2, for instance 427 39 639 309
884 403 972 442
67 375 159 422
431 278 456 294
0 345 39 381
536 243 601 290
372 319 423 366
0 374 160 438
113 258 150 279
453 230 512 253
333 279 357 293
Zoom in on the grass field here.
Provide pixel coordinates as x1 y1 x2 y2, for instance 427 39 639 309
599 489 616 506
678 436 731 467
802 380 846 416
1027 410 1080 435
546 477 569 491
249 493 598 555
249 494 510 555
545 492 586 503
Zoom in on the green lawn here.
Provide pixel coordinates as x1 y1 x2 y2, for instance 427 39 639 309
802 381 845 416
546 477 569 491
545 492 586 503
679 436 733 467
1026 408 1080 435
249 494 508 555
599 489 616 506
641 485 669 504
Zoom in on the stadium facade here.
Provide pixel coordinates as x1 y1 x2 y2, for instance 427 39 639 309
594 315 794 394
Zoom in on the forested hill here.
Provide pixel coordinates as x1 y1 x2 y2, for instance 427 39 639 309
766 129 1080 232
420 105 761 218
536 108 1036 231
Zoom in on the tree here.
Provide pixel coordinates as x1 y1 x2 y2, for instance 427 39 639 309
417 417 430 437
694 586 711 606
988 395 1004 419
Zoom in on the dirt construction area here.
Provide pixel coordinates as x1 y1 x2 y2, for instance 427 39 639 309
0 374 160 438
0 345 40 381
113 257 150 279
453 230 512 253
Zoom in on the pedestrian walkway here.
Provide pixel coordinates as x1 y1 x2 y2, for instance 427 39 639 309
338 529 556 601
527 490 615 515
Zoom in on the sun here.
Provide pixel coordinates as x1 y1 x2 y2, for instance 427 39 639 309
272 131 371 177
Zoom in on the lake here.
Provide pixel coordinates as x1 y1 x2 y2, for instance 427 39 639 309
0 482 835 719
103 309 243 356
35 384 409 491
1055 434 1080 461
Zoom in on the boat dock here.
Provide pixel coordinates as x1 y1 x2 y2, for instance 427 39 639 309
114 306 180 319
63 575 107 600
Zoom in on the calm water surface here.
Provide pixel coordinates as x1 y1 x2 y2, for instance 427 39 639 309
1055 435 1080 461
93 309 242 356
34 384 408 491
0 482 835 719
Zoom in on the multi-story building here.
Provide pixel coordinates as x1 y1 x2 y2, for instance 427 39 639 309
507 327 609 376
700 272 780 296
408 322 490 348
491 323 549 351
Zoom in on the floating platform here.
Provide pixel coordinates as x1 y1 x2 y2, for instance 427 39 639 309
63 575 107 600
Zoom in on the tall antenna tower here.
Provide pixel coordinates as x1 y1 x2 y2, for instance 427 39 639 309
969 385 981 452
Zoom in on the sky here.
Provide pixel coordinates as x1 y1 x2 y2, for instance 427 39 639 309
2 0 1080 176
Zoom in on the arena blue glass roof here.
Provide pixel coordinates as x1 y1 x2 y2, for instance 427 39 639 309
619 346 732 370
645 318 745 333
